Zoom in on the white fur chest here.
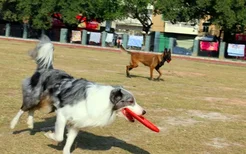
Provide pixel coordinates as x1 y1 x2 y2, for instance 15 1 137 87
58 85 116 128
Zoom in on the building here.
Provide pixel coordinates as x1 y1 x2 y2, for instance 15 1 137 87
151 14 198 52
151 14 221 52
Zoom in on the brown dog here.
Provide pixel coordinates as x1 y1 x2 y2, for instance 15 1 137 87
121 46 171 80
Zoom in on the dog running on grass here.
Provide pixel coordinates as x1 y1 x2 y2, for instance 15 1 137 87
120 45 171 80
10 35 146 154
10 35 62 130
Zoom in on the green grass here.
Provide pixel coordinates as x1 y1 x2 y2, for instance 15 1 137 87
0 39 246 154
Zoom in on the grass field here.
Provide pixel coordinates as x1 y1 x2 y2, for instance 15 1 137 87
0 39 246 154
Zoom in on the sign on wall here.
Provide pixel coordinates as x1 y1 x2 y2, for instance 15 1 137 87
227 44 245 57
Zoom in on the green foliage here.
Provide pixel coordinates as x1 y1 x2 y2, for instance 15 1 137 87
0 0 124 29
155 0 246 30
0 0 19 21
0 0 154 34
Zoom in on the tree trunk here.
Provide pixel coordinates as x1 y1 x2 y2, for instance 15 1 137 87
218 28 223 41
142 33 146 50
142 26 151 51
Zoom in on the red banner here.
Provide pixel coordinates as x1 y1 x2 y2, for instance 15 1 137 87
235 34 246 42
52 14 100 30
200 41 219 51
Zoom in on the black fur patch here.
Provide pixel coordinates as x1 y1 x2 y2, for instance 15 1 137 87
42 71 73 92
48 78 90 108
155 61 164 70
42 75 51 91
30 72 41 88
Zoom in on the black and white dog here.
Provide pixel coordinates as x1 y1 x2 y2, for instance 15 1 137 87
10 35 146 154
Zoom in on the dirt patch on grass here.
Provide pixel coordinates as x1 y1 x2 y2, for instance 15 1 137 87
168 71 206 78
165 117 199 126
188 110 235 121
226 98 246 106
204 97 246 106
204 97 227 103
157 109 237 129
147 108 170 113
206 138 244 149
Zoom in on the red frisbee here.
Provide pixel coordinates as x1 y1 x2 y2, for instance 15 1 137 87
123 108 160 133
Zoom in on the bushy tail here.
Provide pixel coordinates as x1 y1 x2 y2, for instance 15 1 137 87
29 35 54 70
120 45 131 54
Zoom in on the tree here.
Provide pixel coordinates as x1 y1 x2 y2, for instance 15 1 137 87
1 0 155 45
0 0 124 29
0 0 125 41
0 0 19 22
155 0 246 40
17 0 124 29
122 0 154 46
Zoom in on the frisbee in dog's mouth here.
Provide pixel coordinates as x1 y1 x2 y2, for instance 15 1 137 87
167 60 171 63
123 108 160 133
122 109 135 122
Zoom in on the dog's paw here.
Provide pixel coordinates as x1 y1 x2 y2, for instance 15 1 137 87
27 121 34 129
63 148 71 154
44 131 64 142
27 123 34 129
44 131 56 140
10 120 17 129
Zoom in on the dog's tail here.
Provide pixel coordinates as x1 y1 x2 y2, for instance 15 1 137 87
120 45 131 54
29 35 54 70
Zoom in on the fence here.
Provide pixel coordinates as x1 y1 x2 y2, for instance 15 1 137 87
0 23 245 60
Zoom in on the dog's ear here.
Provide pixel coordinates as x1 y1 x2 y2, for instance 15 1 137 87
163 48 168 54
110 88 123 105
168 49 171 54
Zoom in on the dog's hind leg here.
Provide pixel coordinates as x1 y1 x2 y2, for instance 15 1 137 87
126 65 132 77
27 110 35 129
126 63 138 78
63 126 79 154
10 109 25 129
45 111 66 142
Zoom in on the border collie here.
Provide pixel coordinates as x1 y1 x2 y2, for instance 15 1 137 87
10 35 146 154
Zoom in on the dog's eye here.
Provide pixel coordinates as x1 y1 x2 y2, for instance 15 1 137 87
128 101 134 104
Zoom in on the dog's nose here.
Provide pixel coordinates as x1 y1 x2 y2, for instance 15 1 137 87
142 110 146 115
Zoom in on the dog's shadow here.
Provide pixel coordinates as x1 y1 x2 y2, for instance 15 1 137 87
118 73 164 81
13 117 150 154
12 116 56 135
49 131 150 154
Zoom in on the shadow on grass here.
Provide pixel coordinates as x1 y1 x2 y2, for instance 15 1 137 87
118 73 164 81
48 130 150 154
12 116 56 135
13 117 150 153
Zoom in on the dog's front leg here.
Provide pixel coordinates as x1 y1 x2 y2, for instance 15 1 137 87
27 110 34 129
63 126 79 154
45 111 66 142
10 109 25 129
156 69 162 80
149 67 154 80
